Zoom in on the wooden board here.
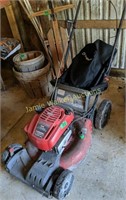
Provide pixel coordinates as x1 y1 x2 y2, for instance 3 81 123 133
52 20 63 62
5 4 24 51
60 27 72 68
30 4 75 18
58 20 126 29
48 27 72 77
11 1 29 50
47 28 59 77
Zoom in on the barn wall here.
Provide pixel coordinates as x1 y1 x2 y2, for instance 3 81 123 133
54 0 126 69
28 0 126 68
2 0 125 68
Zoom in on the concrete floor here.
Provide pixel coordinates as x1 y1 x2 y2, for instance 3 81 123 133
0 77 126 200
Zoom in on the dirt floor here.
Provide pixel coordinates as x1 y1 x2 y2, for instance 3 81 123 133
0 77 126 200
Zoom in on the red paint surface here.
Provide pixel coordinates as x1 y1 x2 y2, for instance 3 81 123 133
24 106 74 151
60 119 92 169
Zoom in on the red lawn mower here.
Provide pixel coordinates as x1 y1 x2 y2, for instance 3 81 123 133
1 84 110 200
2 1 125 200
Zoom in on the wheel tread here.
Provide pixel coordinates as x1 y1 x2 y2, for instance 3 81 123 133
53 169 74 200
95 99 112 129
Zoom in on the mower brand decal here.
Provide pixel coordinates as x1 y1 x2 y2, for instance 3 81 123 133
60 121 67 129
34 123 50 138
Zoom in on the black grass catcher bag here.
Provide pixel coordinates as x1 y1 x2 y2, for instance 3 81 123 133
58 39 114 90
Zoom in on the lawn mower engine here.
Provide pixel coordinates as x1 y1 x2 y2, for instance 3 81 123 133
2 105 92 200
25 105 74 154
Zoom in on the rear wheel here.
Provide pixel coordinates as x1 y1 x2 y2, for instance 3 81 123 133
94 99 112 129
53 169 74 200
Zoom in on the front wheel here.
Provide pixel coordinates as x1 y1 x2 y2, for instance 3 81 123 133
2 149 10 164
53 169 74 200
94 99 112 129
1 143 23 164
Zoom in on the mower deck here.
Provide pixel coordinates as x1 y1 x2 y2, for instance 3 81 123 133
5 148 61 198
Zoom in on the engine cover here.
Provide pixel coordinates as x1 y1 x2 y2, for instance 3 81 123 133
24 106 74 151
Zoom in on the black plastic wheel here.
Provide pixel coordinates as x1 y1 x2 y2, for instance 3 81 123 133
94 99 112 129
1 149 10 164
8 143 23 154
53 169 74 200
2 143 23 164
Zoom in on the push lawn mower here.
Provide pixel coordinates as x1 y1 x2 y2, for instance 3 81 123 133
1 84 111 200
2 1 126 200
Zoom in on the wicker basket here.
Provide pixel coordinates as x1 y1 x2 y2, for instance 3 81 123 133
13 61 53 98
13 51 45 72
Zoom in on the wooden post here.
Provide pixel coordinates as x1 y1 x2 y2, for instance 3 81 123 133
11 1 29 51
5 4 24 51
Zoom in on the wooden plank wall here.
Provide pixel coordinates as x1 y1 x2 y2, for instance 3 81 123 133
12 0 125 68
3 0 125 68
53 0 126 69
